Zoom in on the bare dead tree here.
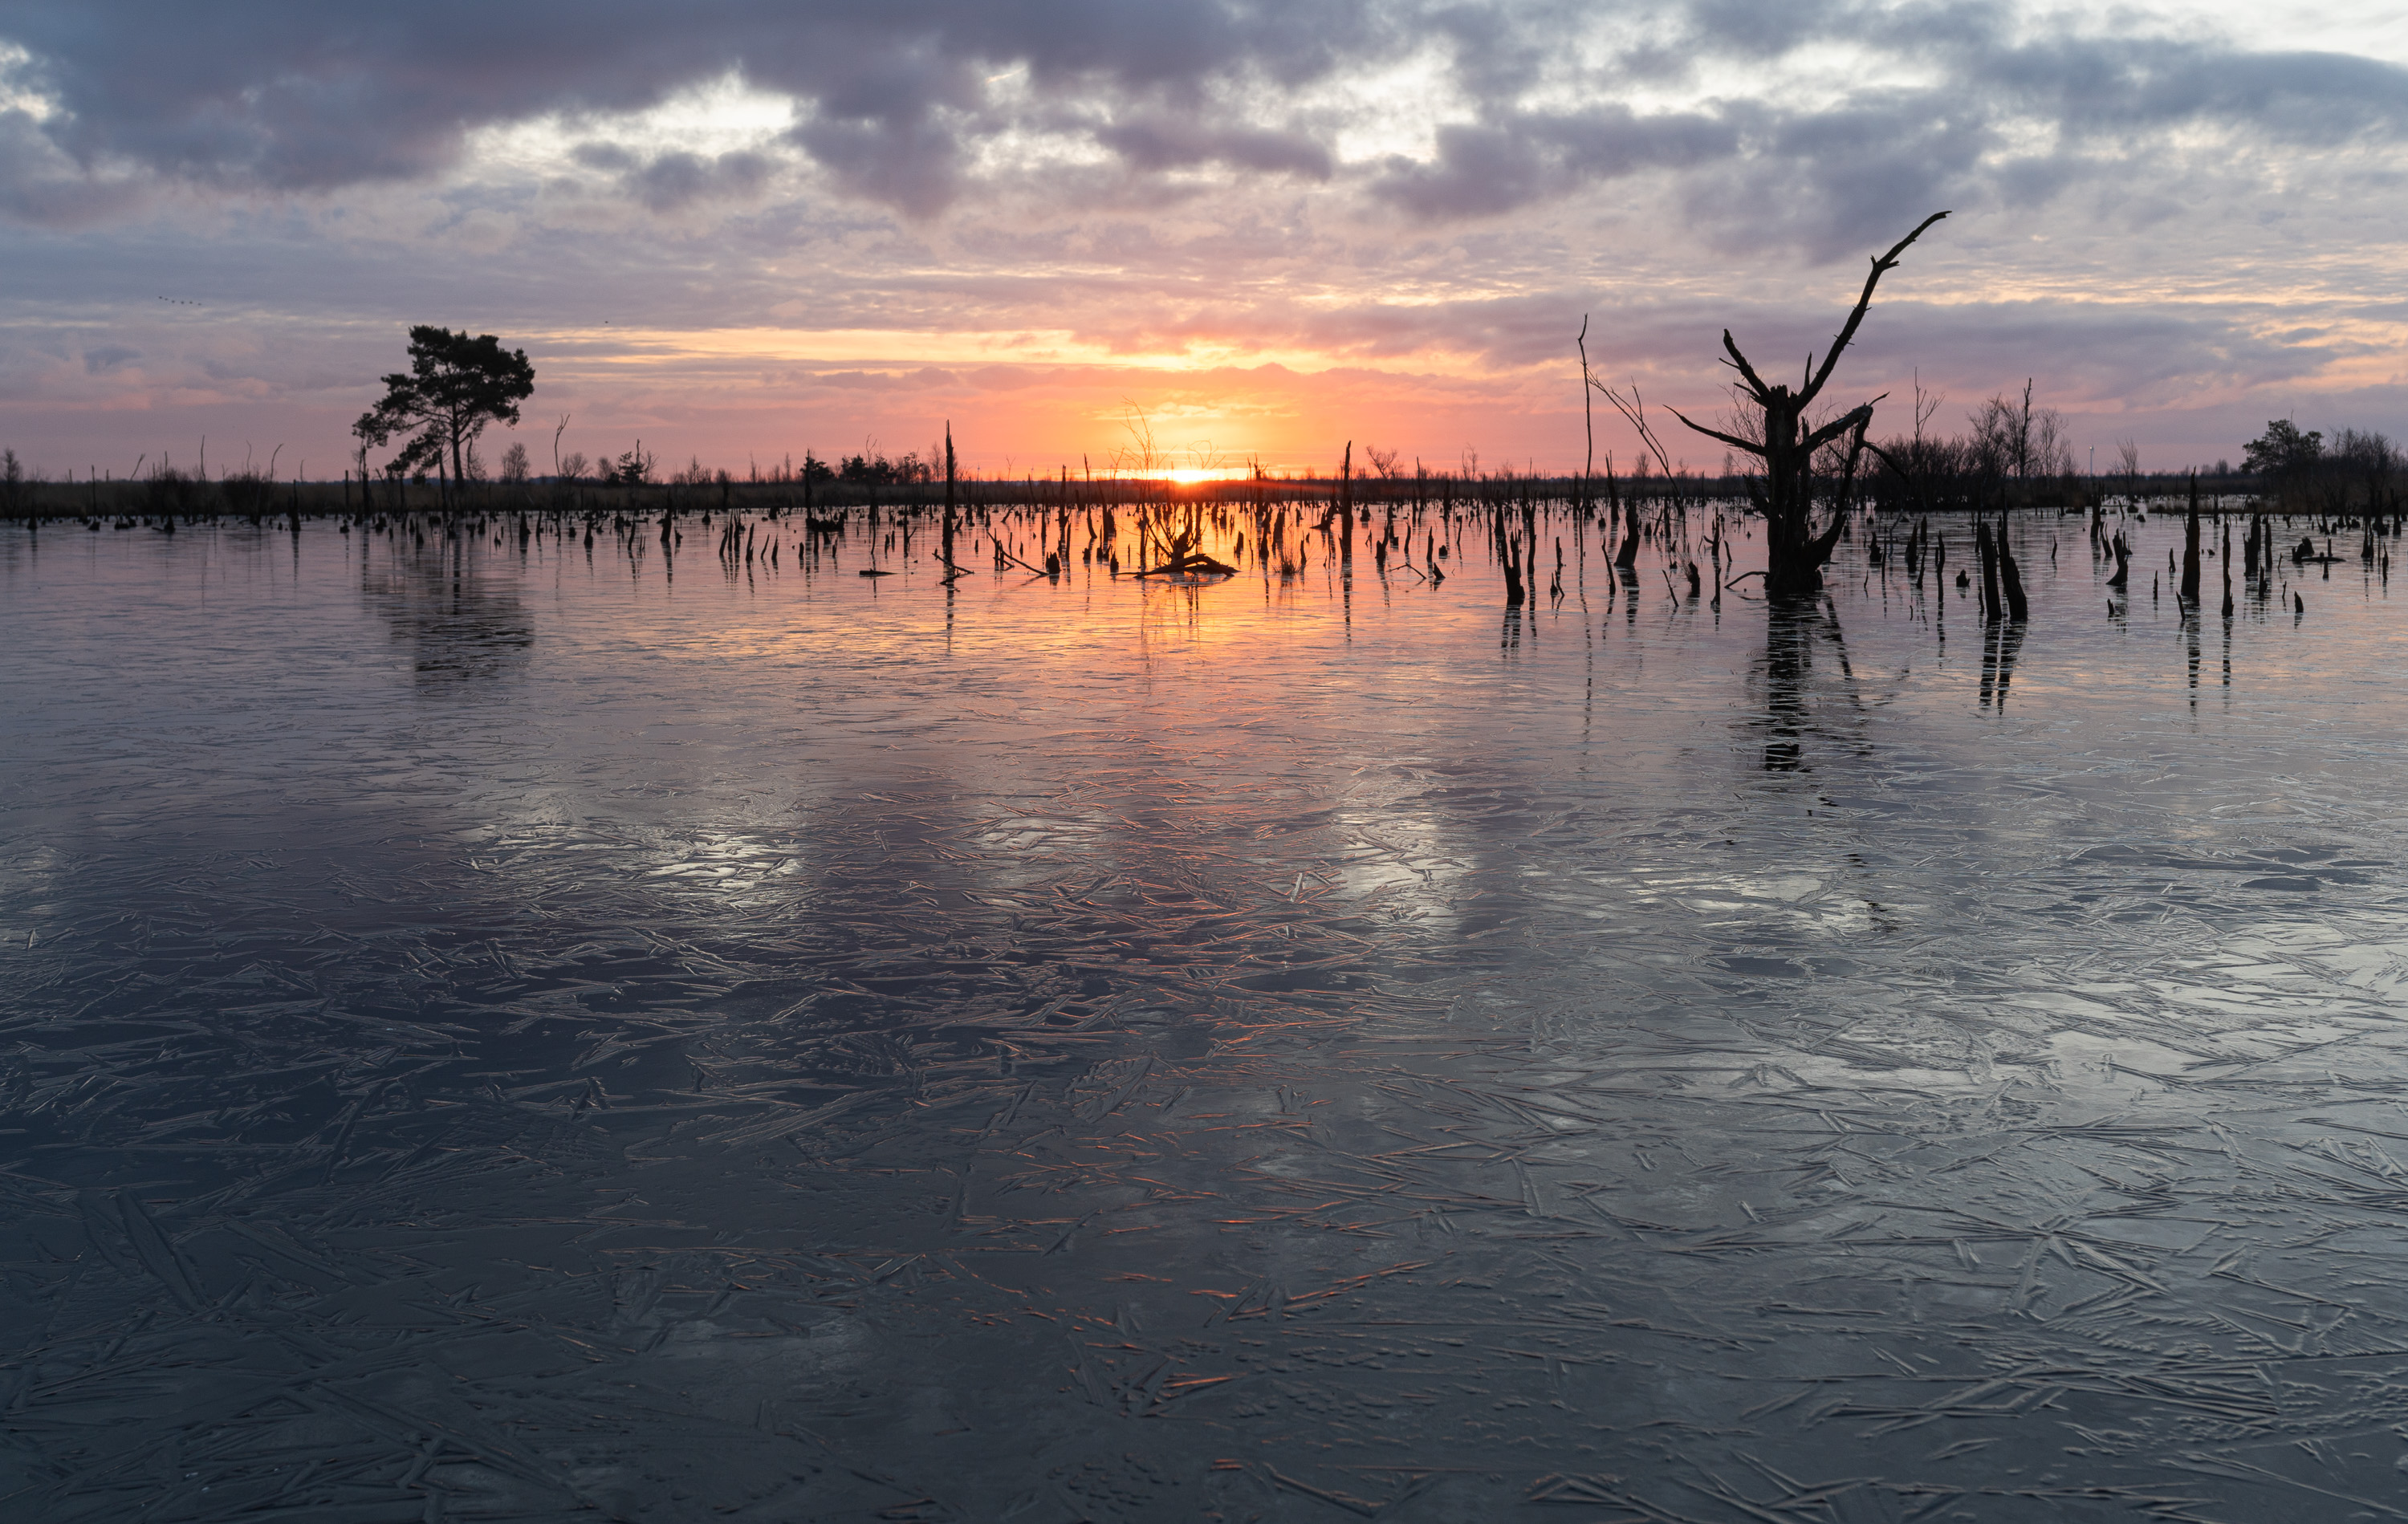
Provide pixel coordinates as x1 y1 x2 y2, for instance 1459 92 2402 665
1576 315 1594 505
1667 212 1949 598
1588 377 1682 569
2115 437 2142 503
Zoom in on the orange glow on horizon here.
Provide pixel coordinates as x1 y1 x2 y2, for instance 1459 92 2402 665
517 325 1592 480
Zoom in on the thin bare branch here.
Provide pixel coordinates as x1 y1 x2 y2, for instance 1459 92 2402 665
1862 439 1909 479
1720 331 1772 400
1800 210 1950 407
1669 408 1765 457
1590 378 1694 478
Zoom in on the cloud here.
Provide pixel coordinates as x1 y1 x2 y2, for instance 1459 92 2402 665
1371 106 1735 221
0 106 144 225
0 0 2402 238
791 113 962 219
569 143 638 174
1674 97 1990 260
1093 116 1332 179
806 366 962 391
0 2 1370 220
576 141 777 211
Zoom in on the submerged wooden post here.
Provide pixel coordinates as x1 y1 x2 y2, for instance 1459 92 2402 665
2222 518 2235 617
942 423 958 574
2179 472 2202 606
1996 516 2028 620
1976 518 2001 620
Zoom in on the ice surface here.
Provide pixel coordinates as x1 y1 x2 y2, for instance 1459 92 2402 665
2 503 2406 1522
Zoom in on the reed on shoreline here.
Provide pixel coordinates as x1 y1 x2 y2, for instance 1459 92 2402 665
0 456 2357 526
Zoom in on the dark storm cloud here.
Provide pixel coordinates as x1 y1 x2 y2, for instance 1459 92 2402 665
0 0 2402 242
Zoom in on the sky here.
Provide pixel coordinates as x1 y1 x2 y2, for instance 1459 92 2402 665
1 0 2405 482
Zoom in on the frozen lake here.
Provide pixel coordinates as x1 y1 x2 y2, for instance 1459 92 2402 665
4 501 2406 1522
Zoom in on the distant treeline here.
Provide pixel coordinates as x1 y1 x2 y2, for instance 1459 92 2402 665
1866 380 2088 512
2 416 2399 523
0 441 972 520
2229 421 2400 514
577 445 934 489
1861 388 2400 514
